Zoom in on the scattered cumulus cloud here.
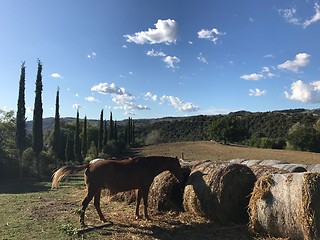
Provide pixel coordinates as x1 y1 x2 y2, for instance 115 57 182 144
163 56 180 68
197 27 226 44
278 53 310 72
144 92 158 101
146 49 166 57
85 96 99 102
279 3 320 28
91 82 150 113
249 88 267 97
51 73 63 79
87 52 96 59
72 104 85 109
264 54 274 58
188 41 193 44
240 73 264 81
160 95 199 112
197 53 208 64
122 45 128 48
303 3 320 28
285 80 320 103
124 19 178 45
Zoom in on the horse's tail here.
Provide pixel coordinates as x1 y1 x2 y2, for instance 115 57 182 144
51 164 89 189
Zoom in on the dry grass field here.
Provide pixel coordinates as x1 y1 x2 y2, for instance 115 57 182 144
137 141 320 164
2 141 320 239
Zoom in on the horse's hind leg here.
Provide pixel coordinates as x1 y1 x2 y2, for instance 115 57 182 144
80 192 94 227
94 188 107 223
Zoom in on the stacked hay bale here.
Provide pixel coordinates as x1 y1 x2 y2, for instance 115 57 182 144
183 162 256 224
250 164 289 179
249 172 320 239
270 163 307 172
149 167 191 214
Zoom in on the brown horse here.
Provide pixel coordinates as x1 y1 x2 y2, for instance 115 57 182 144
52 156 184 226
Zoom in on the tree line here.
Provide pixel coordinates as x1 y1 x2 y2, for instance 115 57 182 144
1 60 136 179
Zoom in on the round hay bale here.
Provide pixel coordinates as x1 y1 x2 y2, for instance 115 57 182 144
149 166 191 214
258 160 288 166
249 172 320 239
271 164 307 172
306 164 320 172
250 164 289 179
183 162 256 224
228 158 247 164
104 189 136 204
241 160 262 167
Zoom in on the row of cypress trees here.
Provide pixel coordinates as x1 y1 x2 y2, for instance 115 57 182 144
16 60 44 177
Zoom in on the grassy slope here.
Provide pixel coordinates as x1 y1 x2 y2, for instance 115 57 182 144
2 141 319 239
137 141 320 164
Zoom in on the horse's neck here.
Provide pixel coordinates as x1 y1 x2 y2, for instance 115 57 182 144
149 158 171 176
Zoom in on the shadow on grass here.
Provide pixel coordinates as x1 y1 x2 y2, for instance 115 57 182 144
0 179 50 194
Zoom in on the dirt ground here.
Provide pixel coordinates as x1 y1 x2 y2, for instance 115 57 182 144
29 180 288 240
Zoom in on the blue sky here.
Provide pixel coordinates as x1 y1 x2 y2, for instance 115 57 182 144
1 0 320 120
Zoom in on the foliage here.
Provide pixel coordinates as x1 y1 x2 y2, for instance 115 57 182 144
16 61 27 157
52 87 61 161
209 116 248 144
73 110 82 163
82 116 88 159
286 123 320 152
98 109 104 153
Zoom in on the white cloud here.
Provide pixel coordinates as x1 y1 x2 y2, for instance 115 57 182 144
160 95 199 112
188 41 193 44
87 52 96 59
249 88 267 97
197 27 226 44
72 104 85 109
240 73 264 81
163 56 180 68
122 45 127 48
129 71 133 75
279 3 320 28
285 80 320 103
144 92 157 102
146 49 166 57
197 53 208 64
278 53 310 72
264 54 274 58
124 19 178 45
85 96 99 102
278 8 301 25
91 83 128 95
51 73 63 79
303 3 320 28
91 82 150 112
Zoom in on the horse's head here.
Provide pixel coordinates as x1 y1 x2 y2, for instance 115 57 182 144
169 157 184 183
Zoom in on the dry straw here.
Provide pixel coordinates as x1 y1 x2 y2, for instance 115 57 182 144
183 161 256 225
249 172 320 239
149 166 190 214
250 164 289 179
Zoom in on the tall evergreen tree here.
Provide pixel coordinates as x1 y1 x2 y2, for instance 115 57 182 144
98 110 103 153
103 119 108 152
109 112 114 140
32 59 43 176
82 116 88 159
16 61 27 177
65 132 74 162
52 87 61 162
74 110 82 163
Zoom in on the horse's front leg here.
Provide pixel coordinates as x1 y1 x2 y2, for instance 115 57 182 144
142 188 150 220
135 189 142 219
94 189 107 223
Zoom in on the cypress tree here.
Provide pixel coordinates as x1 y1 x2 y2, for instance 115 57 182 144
103 119 108 152
16 61 27 177
52 87 61 162
74 110 82 163
32 59 43 176
109 112 114 140
65 132 74 162
98 110 103 153
82 116 88 159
